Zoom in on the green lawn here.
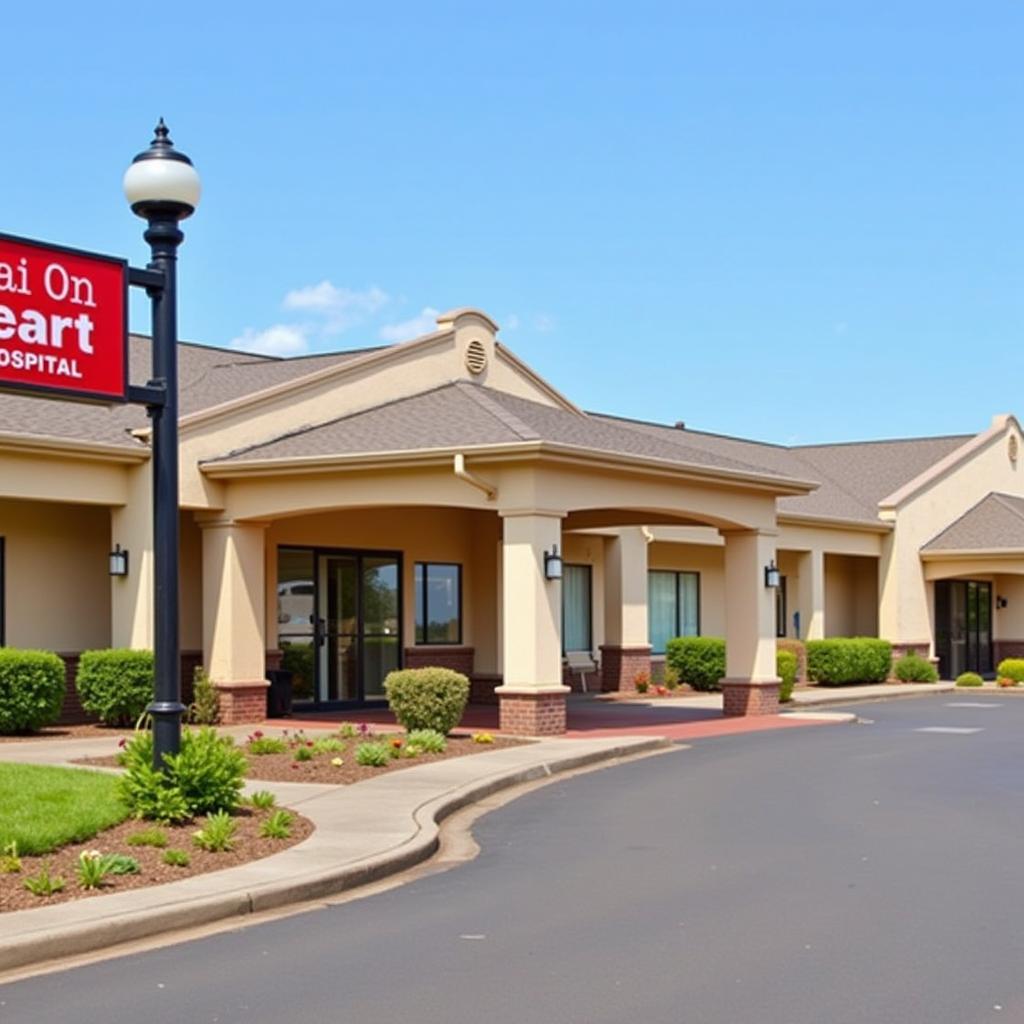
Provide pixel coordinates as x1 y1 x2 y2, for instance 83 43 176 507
0 764 128 855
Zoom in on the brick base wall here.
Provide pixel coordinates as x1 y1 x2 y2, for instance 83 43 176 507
994 640 1024 664
498 691 567 735
890 641 930 660
215 681 270 725
599 644 652 692
470 674 501 704
722 679 780 717
403 646 475 676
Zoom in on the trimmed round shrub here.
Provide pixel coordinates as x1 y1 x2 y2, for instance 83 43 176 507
384 667 470 735
956 672 984 688
665 637 726 692
0 648 65 734
118 727 247 822
996 658 1024 684
777 649 798 703
806 638 892 686
76 649 154 726
893 653 939 683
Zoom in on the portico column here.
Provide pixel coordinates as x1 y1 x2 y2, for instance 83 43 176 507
797 548 825 640
200 518 268 724
721 529 780 716
600 528 651 691
494 511 570 735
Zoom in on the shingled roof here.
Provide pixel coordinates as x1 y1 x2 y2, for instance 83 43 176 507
922 493 1024 552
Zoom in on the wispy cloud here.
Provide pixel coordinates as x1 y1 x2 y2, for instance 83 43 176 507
229 324 309 356
378 307 441 343
534 313 556 333
505 313 521 331
284 281 389 335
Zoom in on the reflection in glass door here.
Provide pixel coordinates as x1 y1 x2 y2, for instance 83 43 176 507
319 555 359 702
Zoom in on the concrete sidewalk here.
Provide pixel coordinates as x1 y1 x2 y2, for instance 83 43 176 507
0 732 670 974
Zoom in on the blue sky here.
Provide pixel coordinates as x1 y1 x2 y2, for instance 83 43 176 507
4 2 1022 443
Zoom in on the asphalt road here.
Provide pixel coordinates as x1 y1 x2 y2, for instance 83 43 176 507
4 695 1024 1024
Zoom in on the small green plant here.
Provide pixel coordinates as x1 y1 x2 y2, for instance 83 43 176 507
259 810 294 839
192 811 238 852
893 653 939 683
76 850 141 889
406 728 447 753
247 790 277 810
338 723 358 739
188 666 221 725
247 732 288 755
126 826 168 848
1 840 22 874
23 864 65 897
104 854 141 875
293 745 314 762
355 742 391 767
777 649 798 703
311 736 345 755
661 664 680 690
955 671 984 687
163 848 191 868
384 668 470 735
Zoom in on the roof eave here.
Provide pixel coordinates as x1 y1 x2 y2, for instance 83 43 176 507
0 431 149 464
778 511 892 534
920 546 1024 560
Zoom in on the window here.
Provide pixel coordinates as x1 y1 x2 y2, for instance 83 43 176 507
648 570 699 654
562 564 592 653
415 563 462 644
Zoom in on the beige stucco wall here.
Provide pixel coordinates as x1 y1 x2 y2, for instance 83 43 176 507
0 497 111 651
824 554 879 637
180 511 203 652
880 418 1024 649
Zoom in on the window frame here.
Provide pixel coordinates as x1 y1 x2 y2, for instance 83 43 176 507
561 562 593 655
648 569 701 654
414 562 463 646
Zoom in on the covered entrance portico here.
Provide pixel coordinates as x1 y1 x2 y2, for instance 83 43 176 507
197 439 815 733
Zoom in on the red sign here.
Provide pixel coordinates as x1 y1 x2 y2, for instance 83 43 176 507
0 233 127 403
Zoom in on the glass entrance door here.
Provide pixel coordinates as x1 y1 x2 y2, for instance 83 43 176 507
935 579 992 679
313 551 401 704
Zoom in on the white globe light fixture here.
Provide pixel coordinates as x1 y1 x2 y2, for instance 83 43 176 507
123 118 201 220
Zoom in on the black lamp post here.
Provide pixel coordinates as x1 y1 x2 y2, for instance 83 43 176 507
123 120 201 769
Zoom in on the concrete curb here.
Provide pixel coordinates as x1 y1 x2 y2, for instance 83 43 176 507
0 735 670 975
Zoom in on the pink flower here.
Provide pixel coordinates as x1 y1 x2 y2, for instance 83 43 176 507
117 738 127 749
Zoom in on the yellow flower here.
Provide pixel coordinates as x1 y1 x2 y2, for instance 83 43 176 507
331 757 343 767
473 732 495 744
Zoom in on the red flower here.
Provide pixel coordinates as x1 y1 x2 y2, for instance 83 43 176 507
306 740 314 747
117 738 127 749
291 763 299 770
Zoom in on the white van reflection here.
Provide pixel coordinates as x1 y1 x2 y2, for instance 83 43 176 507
278 580 314 635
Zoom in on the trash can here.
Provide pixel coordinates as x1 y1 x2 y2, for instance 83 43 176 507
266 669 294 718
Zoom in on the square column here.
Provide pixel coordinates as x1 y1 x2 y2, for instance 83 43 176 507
494 511 570 735
796 548 825 640
721 529 780 716
200 518 268 724
600 528 651 691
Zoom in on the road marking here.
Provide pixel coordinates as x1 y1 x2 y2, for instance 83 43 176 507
915 726 983 734
945 702 1002 709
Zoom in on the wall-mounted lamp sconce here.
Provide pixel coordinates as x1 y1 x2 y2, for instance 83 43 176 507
109 544 129 577
764 560 781 589
544 544 564 581
997 595 1009 609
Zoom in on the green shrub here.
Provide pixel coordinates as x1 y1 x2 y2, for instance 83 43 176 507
806 638 892 686
996 658 1024 683
188 666 220 725
777 650 798 703
247 733 287 755
162 848 190 867
384 668 469 735
665 637 726 692
118 727 246 822
126 826 168 848
777 639 807 683
192 811 238 852
76 649 154 726
293 745 314 762
259 810 294 839
311 736 344 755
0 649 65 734
247 790 277 810
955 672 984 687
893 653 939 683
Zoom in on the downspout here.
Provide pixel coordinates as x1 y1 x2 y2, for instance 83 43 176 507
453 453 497 500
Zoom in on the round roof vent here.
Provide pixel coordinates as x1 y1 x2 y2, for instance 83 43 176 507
465 339 487 375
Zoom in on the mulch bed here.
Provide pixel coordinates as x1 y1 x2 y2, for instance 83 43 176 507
78 729 527 786
0 806 313 914
0 723 133 744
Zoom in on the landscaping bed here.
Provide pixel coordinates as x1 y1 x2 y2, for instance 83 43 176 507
0 722 133 744
78 726 527 785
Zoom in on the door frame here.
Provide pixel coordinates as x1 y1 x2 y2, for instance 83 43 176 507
934 578 994 680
